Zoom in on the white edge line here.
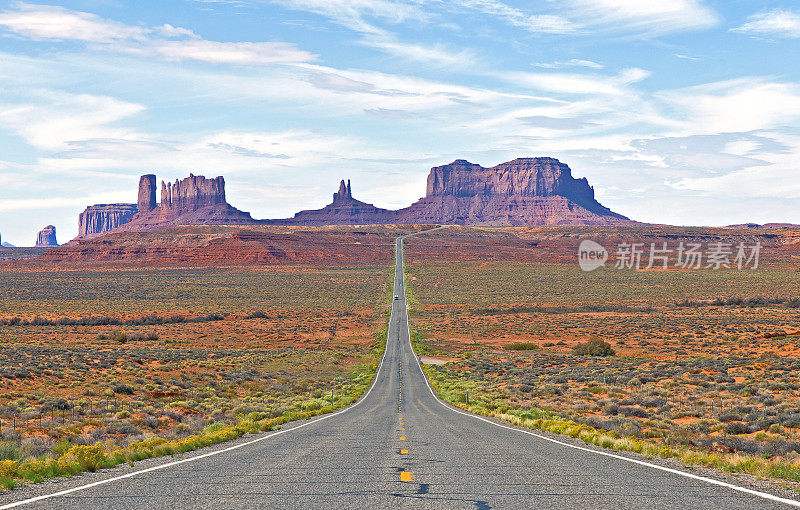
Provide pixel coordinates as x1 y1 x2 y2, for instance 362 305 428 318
398 236 800 509
0 238 411 510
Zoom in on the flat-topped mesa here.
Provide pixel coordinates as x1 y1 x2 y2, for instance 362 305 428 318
160 174 226 213
35 225 58 247
78 204 138 238
399 157 631 225
427 157 596 202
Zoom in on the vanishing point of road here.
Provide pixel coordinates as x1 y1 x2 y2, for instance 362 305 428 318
0 232 797 509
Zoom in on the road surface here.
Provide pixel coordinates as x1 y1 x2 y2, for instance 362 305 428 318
0 233 795 509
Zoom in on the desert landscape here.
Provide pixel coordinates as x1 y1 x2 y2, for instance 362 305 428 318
3 2 800 506
402 227 800 480
0 225 415 485
2 221 800 491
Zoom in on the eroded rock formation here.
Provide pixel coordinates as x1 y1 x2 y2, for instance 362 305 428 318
398 158 631 226
111 174 256 233
71 157 632 241
78 204 138 238
159 174 226 213
75 174 257 240
138 174 156 213
35 225 58 247
283 179 399 225
280 158 631 226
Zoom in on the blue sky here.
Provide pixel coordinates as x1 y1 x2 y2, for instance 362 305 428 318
1 1 800 244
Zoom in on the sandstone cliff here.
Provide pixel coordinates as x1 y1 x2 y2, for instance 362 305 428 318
113 174 257 233
278 158 631 226
138 174 156 213
78 204 138 238
75 174 258 240
399 158 631 226
72 157 631 240
35 225 58 247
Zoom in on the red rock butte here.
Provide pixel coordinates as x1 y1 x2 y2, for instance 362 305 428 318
35 225 59 247
73 157 633 240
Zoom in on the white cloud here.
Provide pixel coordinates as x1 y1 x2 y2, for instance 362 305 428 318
0 89 145 151
0 3 316 65
566 0 720 36
274 0 428 27
131 40 316 65
363 37 476 67
658 78 800 135
454 0 574 34
275 0 474 67
507 68 650 96
733 9 800 39
534 59 604 69
0 2 147 42
156 24 199 39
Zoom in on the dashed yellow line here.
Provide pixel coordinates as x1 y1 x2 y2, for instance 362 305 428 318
399 436 406 440
400 471 414 482
400 449 408 454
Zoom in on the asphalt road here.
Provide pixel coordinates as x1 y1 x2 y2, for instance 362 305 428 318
1 234 796 509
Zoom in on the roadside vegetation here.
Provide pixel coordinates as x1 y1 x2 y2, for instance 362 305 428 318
0 265 393 489
404 235 800 488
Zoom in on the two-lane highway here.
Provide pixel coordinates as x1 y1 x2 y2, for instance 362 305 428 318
0 233 795 509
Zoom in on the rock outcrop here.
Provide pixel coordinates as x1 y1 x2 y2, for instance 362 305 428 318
281 179 399 225
111 174 258 234
159 174 226 213
75 174 259 240
397 158 631 226
138 174 156 213
35 225 58 247
78 204 138 238
71 157 631 240
279 158 631 226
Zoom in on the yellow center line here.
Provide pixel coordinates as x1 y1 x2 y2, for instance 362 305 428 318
400 449 408 454
400 471 414 482
399 436 406 440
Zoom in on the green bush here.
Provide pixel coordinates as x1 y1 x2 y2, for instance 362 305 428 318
505 342 541 351
573 338 615 357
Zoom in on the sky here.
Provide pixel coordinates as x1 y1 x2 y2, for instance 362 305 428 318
1 1 800 245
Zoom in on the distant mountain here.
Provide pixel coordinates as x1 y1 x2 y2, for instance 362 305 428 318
1 242 14 247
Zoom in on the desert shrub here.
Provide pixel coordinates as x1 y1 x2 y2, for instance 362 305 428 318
725 422 749 435
112 384 134 395
66 444 106 472
573 338 615 357
505 342 541 351
619 406 649 418
0 442 23 461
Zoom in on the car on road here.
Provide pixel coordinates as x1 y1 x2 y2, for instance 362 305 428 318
394 295 399 300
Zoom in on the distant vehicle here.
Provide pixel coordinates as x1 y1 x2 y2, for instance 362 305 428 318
394 295 400 300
